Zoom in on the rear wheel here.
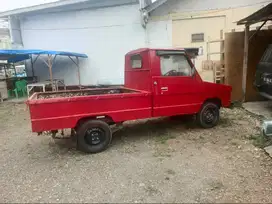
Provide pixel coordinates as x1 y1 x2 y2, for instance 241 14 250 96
197 102 220 128
77 120 112 153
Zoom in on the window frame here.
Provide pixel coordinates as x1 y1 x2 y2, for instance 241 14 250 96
159 53 194 77
191 33 205 43
130 54 142 69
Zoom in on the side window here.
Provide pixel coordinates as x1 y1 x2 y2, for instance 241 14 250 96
160 54 192 76
131 55 142 69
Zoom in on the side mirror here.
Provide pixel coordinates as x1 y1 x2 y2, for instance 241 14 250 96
262 120 272 137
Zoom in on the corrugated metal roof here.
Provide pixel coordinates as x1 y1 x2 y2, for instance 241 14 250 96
0 0 138 18
237 2 272 25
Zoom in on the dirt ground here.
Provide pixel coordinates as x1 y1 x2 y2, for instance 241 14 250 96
0 103 272 203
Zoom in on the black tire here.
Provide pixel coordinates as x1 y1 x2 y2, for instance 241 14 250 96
196 102 220 128
77 120 112 153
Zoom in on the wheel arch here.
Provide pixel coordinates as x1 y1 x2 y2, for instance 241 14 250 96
75 115 115 130
203 97 222 108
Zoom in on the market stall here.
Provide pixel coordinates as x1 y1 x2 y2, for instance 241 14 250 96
0 49 88 99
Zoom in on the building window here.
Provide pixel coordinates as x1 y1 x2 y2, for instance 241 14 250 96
160 54 192 76
131 55 142 68
191 33 204 43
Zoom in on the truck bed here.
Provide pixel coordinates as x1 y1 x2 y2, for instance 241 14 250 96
27 88 152 132
36 87 136 99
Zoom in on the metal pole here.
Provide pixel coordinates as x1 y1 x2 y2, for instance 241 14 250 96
242 25 249 102
76 56 81 88
13 63 17 78
249 20 267 41
3 64 7 78
48 54 54 91
30 55 35 77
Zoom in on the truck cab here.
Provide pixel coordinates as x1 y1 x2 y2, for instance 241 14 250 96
255 44 272 99
125 48 231 117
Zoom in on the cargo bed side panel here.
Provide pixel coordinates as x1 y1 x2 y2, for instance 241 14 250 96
28 93 152 132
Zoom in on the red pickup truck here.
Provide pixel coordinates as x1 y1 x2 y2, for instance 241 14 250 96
27 48 232 153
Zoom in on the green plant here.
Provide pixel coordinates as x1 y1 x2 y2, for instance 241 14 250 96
249 134 272 148
155 133 176 144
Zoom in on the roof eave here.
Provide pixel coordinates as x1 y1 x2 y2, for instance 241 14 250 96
0 0 138 18
143 0 167 13
0 0 95 18
237 2 272 25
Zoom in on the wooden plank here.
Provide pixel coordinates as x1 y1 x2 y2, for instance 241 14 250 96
208 39 224 43
208 51 225 55
225 31 244 101
48 54 55 92
220 29 225 83
0 80 7 100
76 57 81 87
207 36 210 61
242 25 249 102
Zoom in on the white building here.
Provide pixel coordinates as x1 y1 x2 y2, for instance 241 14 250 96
0 0 269 85
0 0 156 85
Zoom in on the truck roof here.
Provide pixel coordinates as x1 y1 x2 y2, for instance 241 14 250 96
126 47 186 55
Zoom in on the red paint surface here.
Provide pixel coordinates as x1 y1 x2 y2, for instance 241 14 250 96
27 48 232 133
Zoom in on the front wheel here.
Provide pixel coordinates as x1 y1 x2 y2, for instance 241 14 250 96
77 120 112 153
197 102 220 128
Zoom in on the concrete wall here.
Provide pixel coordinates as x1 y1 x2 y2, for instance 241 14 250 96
172 16 226 71
0 39 11 49
9 16 23 47
20 3 146 85
146 19 172 47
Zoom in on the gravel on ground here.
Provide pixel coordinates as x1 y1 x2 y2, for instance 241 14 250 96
0 103 272 203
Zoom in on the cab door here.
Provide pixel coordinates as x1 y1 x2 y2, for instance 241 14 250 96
152 52 203 117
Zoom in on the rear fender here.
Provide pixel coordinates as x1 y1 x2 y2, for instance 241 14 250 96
75 115 115 130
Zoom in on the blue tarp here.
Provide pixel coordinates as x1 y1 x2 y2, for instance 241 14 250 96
0 49 88 63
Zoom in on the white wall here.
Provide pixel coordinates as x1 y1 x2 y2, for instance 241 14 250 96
146 19 172 48
144 1 173 49
20 3 146 85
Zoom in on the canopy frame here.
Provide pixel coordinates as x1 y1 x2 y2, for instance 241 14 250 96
32 54 83 91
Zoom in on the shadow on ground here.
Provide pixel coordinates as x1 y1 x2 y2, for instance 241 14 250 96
42 113 232 156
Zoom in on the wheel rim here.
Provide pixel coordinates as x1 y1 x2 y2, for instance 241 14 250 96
202 106 217 124
84 127 105 145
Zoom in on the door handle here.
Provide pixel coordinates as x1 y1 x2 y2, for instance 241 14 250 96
161 87 168 91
